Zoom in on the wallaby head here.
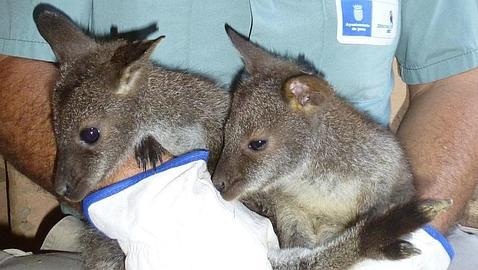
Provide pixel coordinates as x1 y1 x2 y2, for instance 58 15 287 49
34 7 163 202
212 25 336 201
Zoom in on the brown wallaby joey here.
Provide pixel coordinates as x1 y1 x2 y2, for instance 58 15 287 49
212 25 451 269
34 6 229 203
34 5 229 270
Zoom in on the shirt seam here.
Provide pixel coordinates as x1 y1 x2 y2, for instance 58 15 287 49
0 37 48 44
401 48 478 71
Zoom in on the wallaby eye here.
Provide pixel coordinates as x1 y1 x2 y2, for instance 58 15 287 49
248 140 267 151
80 127 100 144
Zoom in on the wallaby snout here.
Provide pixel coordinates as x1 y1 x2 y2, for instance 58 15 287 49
213 180 226 193
54 155 94 202
212 155 251 201
55 176 90 202
55 177 73 198
211 162 233 199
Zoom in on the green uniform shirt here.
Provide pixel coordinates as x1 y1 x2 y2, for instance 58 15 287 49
1 0 477 125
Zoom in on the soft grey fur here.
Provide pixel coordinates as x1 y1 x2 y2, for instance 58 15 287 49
34 7 229 270
212 26 450 269
34 8 229 202
80 226 125 270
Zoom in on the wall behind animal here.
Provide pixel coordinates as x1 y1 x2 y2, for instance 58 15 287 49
0 157 60 250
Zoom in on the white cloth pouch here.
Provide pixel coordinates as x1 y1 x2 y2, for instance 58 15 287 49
82 150 279 270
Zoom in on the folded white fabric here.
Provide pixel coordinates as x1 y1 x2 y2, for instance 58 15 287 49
82 150 279 270
351 225 454 270
82 150 455 270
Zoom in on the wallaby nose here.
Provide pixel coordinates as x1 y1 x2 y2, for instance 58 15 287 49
214 181 226 192
212 161 229 193
55 181 73 197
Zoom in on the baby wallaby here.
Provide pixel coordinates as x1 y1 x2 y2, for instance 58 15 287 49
34 6 229 203
212 25 451 269
34 6 229 270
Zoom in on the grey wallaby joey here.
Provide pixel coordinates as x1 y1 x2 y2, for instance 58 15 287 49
34 6 229 203
34 5 229 269
212 25 451 269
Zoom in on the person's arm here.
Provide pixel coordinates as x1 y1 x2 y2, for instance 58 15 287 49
0 56 58 193
397 67 478 234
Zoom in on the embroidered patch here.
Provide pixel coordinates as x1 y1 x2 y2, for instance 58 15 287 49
336 0 398 45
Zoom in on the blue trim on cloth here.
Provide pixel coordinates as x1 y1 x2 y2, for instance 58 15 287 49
82 150 209 224
423 224 455 260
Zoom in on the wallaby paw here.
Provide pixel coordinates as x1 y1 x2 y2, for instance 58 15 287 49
382 240 421 260
417 199 453 221
358 198 452 261
134 135 168 170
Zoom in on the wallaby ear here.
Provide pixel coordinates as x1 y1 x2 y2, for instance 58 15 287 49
225 24 277 74
33 4 97 63
112 36 164 96
282 75 333 113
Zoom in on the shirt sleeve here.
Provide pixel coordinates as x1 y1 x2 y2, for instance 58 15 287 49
395 0 478 85
0 1 94 62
